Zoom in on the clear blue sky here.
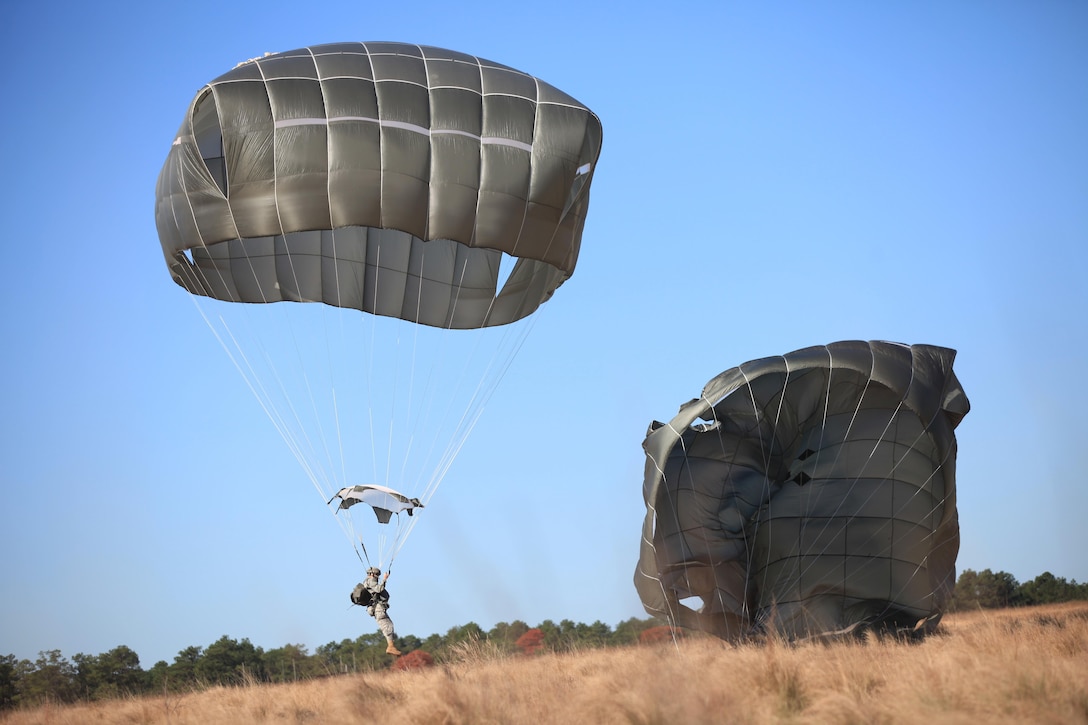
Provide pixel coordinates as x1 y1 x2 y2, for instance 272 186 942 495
2 2 1085 667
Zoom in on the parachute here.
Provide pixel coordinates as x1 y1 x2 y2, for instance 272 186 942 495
330 484 423 524
635 341 970 640
155 42 602 567
155 42 602 327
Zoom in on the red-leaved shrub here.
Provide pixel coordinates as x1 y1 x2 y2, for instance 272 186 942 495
639 626 683 645
391 649 435 671
514 628 545 655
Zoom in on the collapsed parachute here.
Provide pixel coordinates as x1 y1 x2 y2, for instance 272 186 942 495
155 43 602 566
330 485 423 524
635 341 970 640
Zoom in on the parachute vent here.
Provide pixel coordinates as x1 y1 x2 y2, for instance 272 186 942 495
191 89 227 196
679 595 704 612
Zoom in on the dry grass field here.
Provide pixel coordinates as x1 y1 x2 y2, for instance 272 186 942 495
4 601 1086 724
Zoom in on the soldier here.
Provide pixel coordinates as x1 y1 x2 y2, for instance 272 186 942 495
361 567 401 655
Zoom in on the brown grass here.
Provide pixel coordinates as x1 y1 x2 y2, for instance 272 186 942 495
4 602 1086 724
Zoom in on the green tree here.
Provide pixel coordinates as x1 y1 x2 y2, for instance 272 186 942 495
487 620 530 652
397 634 423 654
537 620 561 651
262 644 315 683
444 622 485 646
578 620 614 649
420 633 445 655
0 654 18 709
194 636 263 684
73 645 146 700
146 660 170 692
978 569 1020 608
556 619 579 650
612 617 659 646
351 633 393 671
1018 571 1088 605
951 569 1020 610
316 633 388 673
167 645 203 688
18 650 78 705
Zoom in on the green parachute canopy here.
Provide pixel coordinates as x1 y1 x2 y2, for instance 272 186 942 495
155 42 603 329
635 341 970 640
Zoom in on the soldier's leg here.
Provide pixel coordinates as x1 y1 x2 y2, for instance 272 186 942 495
376 610 401 655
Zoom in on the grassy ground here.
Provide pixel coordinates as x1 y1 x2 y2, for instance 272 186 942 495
4 601 1086 724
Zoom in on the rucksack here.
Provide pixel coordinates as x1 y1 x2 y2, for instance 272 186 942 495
350 584 389 607
350 584 371 607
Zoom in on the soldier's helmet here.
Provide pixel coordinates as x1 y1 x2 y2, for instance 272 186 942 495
366 567 381 576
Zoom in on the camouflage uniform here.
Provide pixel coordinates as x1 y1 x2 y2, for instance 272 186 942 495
363 572 396 639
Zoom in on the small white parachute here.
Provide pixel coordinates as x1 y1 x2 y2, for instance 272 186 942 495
329 485 424 524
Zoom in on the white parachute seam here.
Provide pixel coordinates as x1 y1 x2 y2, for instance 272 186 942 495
654 416 690 629
364 43 384 231
273 117 534 153
768 344 870 618
871 406 959 614
703 399 751 630
753 359 792 626
501 75 535 263
640 424 670 622
739 359 783 628
788 344 873 601
788 344 947 625
883 478 954 612
656 426 690 634
795 362 911 589
421 46 434 244
660 421 691 614
175 85 253 305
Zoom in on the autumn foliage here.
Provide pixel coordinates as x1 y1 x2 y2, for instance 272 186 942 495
514 628 545 655
391 649 434 671
638 626 683 645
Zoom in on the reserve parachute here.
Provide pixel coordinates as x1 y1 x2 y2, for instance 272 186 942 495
155 42 602 568
330 485 423 524
635 341 969 640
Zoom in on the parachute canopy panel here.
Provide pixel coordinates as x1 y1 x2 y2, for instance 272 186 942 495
634 340 970 641
331 484 424 524
154 42 603 329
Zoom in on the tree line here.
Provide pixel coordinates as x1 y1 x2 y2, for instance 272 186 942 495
946 568 1088 611
3 569 1086 709
0 616 661 708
